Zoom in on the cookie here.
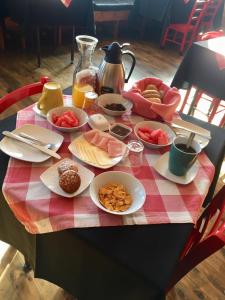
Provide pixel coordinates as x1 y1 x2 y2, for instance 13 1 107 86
59 170 81 194
58 160 78 175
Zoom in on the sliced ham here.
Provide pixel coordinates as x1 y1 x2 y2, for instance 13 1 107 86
96 136 110 151
90 132 101 145
83 130 98 143
107 140 125 157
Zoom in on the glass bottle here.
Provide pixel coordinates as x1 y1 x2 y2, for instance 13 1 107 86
72 35 98 109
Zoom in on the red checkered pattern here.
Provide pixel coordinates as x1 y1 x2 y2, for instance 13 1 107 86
2 98 215 234
60 0 72 8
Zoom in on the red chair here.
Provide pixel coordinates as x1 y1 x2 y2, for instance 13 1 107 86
200 0 223 31
167 185 225 291
0 76 49 114
161 0 208 55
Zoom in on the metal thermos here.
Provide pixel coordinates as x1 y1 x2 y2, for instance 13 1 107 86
98 42 136 94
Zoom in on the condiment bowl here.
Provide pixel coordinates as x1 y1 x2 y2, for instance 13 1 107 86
97 93 133 116
109 123 132 140
47 106 88 132
89 171 146 215
134 121 176 149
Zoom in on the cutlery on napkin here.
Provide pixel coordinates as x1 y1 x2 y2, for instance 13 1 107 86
2 131 61 159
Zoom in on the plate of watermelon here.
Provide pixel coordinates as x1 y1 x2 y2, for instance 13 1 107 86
47 106 88 132
134 121 176 149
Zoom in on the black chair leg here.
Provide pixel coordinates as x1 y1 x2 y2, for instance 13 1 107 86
36 26 41 67
71 25 75 64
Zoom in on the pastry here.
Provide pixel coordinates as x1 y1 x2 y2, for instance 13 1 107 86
145 97 161 104
58 160 78 175
145 84 158 91
142 89 161 98
59 170 81 193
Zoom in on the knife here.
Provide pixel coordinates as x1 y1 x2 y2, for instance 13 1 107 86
2 131 61 160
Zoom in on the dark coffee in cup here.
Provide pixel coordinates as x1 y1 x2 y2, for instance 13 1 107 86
175 144 196 154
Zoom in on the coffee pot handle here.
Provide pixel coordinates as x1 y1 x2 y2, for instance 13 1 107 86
122 50 136 83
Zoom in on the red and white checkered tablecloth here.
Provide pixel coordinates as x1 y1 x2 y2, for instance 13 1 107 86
2 99 215 234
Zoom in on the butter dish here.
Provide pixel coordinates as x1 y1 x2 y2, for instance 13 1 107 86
88 114 109 131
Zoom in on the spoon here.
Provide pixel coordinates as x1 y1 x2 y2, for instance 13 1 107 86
18 132 54 149
186 132 195 149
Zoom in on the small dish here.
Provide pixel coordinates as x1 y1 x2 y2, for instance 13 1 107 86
153 152 198 185
40 158 95 198
33 103 47 118
97 93 133 116
89 171 146 215
109 123 132 140
0 124 63 162
88 114 109 131
47 106 88 132
134 121 176 149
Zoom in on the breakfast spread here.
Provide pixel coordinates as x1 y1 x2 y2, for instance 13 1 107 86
52 110 79 128
137 126 169 145
105 103 126 111
141 84 163 104
99 183 132 212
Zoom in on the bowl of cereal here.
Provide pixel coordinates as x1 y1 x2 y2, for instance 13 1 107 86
89 171 146 215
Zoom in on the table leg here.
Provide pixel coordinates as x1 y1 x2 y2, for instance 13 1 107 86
187 88 199 115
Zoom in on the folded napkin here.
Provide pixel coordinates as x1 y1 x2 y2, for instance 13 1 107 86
122 77 181 122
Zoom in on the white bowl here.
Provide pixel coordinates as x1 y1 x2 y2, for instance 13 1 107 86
97 93 133 116
89 171 146 215
47 106 88 132
134 121 176 149
109 123 132 140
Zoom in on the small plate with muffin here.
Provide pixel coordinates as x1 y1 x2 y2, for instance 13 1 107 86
40 158 95 198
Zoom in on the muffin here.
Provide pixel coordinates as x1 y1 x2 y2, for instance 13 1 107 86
58 160 78 175
59 170 81 194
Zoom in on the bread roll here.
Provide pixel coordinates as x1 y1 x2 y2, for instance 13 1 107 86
142 89 161 98
145 84 158 91
145 97 161 104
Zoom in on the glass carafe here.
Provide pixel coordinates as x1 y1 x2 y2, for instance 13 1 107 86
72 35 98 108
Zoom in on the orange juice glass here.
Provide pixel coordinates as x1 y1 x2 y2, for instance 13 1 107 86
72 84 94 108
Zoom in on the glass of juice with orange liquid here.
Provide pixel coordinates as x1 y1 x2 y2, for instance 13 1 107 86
72 83 94 108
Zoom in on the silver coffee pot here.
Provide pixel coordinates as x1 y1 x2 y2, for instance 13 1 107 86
97 42 136 94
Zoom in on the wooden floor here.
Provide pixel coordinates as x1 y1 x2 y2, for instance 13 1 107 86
0 37 225 300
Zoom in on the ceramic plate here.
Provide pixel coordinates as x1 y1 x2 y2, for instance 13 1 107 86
89 171 146 215
40 158 95 198
153 152 198 185
174 128 209 149
33 103 47 118
0 124 63 162
68 132 126 169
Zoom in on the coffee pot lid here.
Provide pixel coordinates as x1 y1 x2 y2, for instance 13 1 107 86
102 42 130 64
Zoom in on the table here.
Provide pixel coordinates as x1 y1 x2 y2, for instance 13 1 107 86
0 102 212 300
171 37 225 113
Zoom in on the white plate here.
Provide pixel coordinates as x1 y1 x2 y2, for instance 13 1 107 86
33 103 47 118
68 132 126 169
153 152 198 185
174 128 209 149
0 124 63 162
40 158 95 198
89 171 146 215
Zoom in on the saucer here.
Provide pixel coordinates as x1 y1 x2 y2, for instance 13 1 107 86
153 152 198 185
33 103 47 118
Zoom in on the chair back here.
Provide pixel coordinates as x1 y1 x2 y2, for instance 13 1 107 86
201 0 223 31
0 77 49 114
187 0 208 28
167 185 225 291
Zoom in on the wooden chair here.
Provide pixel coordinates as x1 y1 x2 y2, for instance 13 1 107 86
0 77 49 114
160 0 208 55
167 184 225 291
93 1 133 39
200 0 223 31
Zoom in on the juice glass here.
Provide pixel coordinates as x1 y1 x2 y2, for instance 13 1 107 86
72 84 93 108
